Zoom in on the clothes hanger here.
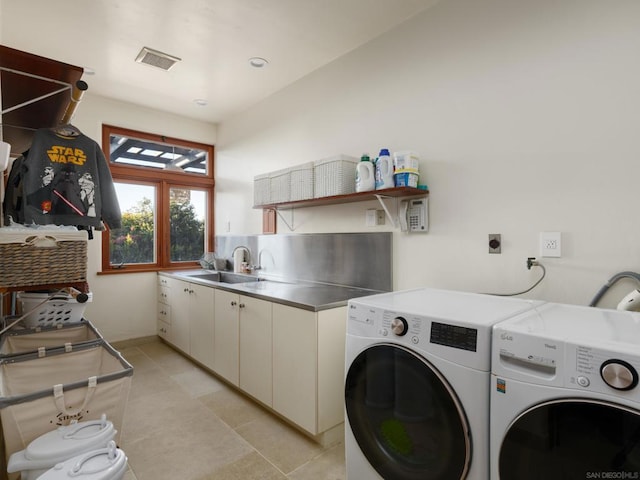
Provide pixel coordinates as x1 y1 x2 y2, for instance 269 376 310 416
51 123 82 137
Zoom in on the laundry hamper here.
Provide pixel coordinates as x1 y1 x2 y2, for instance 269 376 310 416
16 291 93 328
0 319 103 358
0 342 133 480
0 228 88 288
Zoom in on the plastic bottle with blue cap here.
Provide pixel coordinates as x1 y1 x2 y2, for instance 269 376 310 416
375 148 394 190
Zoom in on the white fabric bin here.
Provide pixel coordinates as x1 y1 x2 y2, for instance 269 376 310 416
0 319 103 358
0 342 133 480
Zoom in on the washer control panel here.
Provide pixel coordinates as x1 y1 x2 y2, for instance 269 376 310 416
347 302 427 346
347 302 479 352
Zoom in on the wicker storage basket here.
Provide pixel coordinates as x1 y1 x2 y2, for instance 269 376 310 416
313 155 358 198
269 167 291 204
0 229 88 288
289 162 315 201
0 319 103 358
0 342 132 480
253 173 271 206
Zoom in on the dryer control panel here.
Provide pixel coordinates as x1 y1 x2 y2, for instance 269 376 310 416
494 328 640 400
565 344 640 399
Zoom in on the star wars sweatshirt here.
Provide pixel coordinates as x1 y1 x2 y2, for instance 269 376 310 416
21 128 122 229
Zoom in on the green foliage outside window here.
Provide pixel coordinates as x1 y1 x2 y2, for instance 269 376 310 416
109 198 204 265
170 201 205 261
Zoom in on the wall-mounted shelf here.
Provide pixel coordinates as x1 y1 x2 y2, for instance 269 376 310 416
254 186 429 231
253 186 428 210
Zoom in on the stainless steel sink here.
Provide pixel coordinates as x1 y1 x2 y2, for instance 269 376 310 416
188 272 261 284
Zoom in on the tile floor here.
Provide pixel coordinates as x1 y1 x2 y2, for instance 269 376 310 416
114 338 346 480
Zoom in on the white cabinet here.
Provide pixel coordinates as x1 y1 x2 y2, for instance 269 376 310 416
213 289 239 385
188 283 215 369
157 277 171 341
158 276 214 368
213 289 272 406
168 277 190 354
239 296 272 407
158 273 346 440
272 304 346 435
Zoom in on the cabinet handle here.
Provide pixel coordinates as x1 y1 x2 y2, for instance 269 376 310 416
230 301 237 306
189 289 194 294
184 288 189 292
239 303 245 309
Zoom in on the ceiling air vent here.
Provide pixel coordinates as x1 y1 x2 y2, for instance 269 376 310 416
135 47 181 71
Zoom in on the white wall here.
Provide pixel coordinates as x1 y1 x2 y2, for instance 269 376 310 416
71 94 217 342
216 0 640 308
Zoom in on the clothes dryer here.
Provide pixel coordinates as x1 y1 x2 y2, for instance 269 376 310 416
491 302 640 479
345 288 540 480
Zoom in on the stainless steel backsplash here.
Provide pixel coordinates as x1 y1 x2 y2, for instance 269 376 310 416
215 232 392 292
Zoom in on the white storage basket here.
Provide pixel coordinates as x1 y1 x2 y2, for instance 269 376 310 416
17 292 92 328
0 342 133 480
289 162 314 201
0 319 103 358
253 173 271 206
313 155 358 198
269 167 291 204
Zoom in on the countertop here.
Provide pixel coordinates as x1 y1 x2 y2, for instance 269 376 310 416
159 270 384 312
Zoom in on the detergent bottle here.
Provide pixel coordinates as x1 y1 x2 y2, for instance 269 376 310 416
375 148 394 190
356 153 375 192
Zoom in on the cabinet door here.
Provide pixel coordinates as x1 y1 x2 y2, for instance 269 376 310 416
165 277 190 353
213 289 239 385
272 304 317 434
239 296 273 407
189 283 215 370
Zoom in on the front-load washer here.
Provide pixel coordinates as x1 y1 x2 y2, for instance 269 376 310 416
491 302 640 480
345 288 541 480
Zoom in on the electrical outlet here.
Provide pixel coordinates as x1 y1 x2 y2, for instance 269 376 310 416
540 232 561 257
366 209 376 227
366 209 385 226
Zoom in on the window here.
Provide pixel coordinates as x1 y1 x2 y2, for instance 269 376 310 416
101 125 214 273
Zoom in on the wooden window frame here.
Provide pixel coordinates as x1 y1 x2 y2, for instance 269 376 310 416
100 124 215 274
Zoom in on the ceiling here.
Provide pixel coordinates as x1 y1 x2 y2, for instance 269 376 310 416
0 0 439 124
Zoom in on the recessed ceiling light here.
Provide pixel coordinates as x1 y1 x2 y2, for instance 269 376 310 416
249 57 268 68
193 99 208 107
83 67 96 76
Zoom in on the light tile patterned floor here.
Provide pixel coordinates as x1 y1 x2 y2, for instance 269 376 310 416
115 339 346 480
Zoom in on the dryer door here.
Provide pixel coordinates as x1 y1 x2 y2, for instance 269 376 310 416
499 399 640 480
345 343 471 480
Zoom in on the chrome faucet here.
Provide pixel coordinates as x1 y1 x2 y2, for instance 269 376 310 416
232 245 251 272
252 248 272 271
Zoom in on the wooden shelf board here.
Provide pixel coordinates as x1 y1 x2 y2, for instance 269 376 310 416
254 187 428 209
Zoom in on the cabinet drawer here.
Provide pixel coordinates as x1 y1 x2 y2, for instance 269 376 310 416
158 285 170 305
158 320 170 340
158 302 171 324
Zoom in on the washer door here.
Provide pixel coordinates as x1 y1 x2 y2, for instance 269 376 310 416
499 399 640 480
345 344 471 480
